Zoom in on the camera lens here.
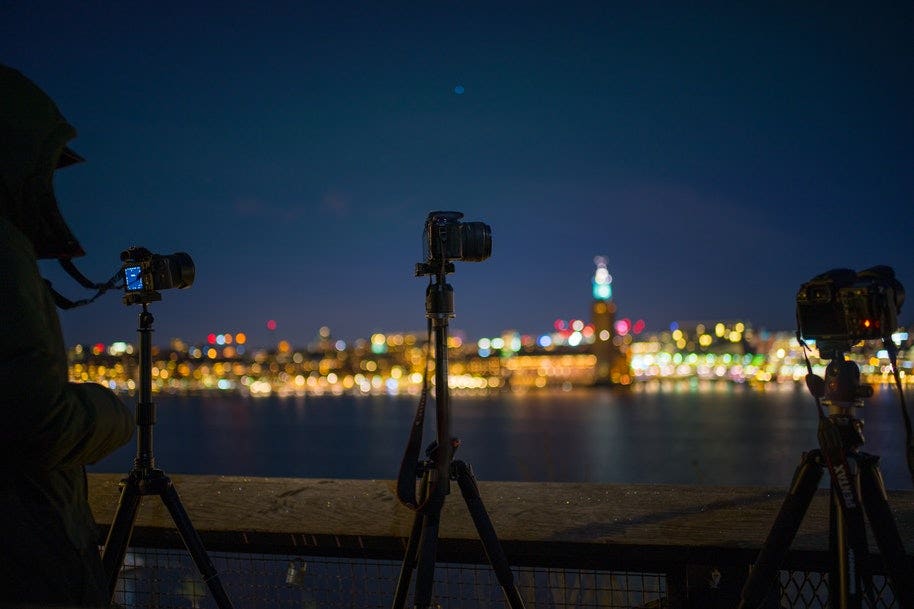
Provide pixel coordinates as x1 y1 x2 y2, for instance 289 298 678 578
459 222 491 262
167 252 195 289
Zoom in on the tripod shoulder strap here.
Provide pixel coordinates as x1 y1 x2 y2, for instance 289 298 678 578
395 388 435 511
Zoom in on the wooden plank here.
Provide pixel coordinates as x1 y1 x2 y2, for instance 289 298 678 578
88 474 914 562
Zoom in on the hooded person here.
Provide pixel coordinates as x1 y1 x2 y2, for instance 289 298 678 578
0 64 134 606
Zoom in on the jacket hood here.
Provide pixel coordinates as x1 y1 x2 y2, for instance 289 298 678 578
0 64 85 259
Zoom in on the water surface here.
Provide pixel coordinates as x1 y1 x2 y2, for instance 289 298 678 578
90 382 913 490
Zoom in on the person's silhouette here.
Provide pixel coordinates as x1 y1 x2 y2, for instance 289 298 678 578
0 64 134 607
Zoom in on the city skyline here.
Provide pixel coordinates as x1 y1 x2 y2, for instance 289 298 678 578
3 3 911 348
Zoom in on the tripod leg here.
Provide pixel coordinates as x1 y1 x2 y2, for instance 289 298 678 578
394 468 434 609
829 485 870 609
453 461 527 609
738 450 825 609
101 473 143 601
859 455 914 608
393 506 428 608
413 508 443 609
160 479 235 609
412 494 444 609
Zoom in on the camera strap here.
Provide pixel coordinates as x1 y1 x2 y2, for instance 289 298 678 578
46 259 122 309
884 340 914 486
396 318 437 512
60 258 106 289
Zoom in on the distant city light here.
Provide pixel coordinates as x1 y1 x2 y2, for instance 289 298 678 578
509 335 522 352
370 333 387 354
266 320 277 331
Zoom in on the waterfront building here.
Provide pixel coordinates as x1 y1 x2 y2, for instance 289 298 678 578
590 256 630 386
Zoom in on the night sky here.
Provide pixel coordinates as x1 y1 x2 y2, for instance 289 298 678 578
3 3 912 348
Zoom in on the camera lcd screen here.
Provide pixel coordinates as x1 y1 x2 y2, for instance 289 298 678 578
124 265 144 291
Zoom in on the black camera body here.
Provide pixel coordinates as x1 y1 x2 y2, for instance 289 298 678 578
421 211 491 266
121 246 195 305
796 265 904 353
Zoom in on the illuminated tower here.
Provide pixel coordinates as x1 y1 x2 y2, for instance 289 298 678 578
590 256 629 385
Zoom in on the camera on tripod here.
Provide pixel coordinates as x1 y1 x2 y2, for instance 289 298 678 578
416 211 491 276
121 246 195 305
796 265 904 353
740 265 914 608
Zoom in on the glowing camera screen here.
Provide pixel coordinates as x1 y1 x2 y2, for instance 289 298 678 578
124 265 144 292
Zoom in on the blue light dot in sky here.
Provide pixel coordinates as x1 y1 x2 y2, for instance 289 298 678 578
454 85 465 95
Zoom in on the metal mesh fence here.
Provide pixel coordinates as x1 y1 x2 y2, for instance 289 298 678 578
113 548 901 609
778 570 897 609
113 549 667 609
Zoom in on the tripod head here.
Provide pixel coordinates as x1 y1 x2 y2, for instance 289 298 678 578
805 352 871 454
805 352 874 412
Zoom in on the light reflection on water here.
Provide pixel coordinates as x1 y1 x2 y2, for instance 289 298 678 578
89 383 913 490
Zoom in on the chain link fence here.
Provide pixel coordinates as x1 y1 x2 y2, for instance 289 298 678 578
112 547 900 608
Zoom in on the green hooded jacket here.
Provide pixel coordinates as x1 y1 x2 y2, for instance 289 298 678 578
0 65 134 607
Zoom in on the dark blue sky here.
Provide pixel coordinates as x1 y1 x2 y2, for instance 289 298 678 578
3 3 912 348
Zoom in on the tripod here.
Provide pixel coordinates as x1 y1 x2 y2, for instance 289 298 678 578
739 357 914 609
101 302 235 609
392 260 526 609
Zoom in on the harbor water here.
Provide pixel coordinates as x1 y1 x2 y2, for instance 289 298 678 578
89 381 913 490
